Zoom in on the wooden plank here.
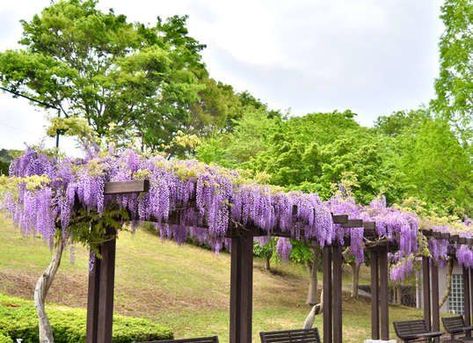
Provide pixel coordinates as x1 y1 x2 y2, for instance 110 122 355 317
363 221 376 230
96 229 117 343
229 229 253 343
341 219 363 228
104 179 150 195
431 261 440 343
378 245 389 340
86 251 101 343
332 245 343 343
370 248 379 340
422 256 431 330
322 246 332 343
332 214 348 224
464 267 471 336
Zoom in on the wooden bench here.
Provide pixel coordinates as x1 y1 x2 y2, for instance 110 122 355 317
393 320 442 342
140 336 219 343
260 328 321 343
442 316 473 341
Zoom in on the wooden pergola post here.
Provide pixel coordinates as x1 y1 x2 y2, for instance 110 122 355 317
464 267 471 337
470 269 473 328
322 246 332 343
332 245 343 343
378 244 389 341
86 230 117 343
431 261 440 343
86 180 149 343
370 248 379 340
229 228 254 343
422 256 431 330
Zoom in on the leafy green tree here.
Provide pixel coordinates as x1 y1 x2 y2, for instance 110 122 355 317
0 0 205 151
196 109 281 168
397 118 472 216
375 109 431 137
432 0 473 148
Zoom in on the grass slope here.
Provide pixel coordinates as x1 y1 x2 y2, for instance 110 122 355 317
0 215 422 342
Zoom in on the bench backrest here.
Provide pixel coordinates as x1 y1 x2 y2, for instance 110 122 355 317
393 320 429 338
442 316 465 333
260 328 321 343
141 336 219 343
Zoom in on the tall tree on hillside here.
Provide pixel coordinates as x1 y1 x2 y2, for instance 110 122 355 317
0 0 206 151
398 118 473 216
432 0 473 148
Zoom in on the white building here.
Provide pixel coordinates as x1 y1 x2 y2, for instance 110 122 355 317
416 262 465 314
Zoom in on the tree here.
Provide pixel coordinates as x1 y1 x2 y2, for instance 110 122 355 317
196 109 281 168
432 0 473 148
375 109 430 137
0 0 205 151
397 118 473 216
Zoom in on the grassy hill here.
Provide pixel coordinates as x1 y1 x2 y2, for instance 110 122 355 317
0 214 422 342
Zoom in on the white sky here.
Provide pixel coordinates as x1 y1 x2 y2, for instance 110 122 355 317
0 0 444 152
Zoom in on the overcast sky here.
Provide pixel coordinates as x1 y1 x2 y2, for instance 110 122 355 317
0 0 444 152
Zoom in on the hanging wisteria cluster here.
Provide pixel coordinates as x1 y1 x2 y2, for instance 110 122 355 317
3 148 473 282
362 196 419 257
389 252 414 282
326 195 364 264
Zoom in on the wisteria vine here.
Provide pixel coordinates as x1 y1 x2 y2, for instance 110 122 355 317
2 148 473 282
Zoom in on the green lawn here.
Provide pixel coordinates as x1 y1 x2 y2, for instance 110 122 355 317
0 215 422 342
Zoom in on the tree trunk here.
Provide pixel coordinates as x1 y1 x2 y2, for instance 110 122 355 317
303 289 323 329
264 255 271 271
394 285 402 305
440 258 454 308
351 262 360 299
306 247 320 305
34 237 66 343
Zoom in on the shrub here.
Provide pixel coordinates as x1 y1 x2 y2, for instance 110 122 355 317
0 332 12 343
0 294 172 343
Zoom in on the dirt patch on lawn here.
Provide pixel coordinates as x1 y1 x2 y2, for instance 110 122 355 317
0 270 88 307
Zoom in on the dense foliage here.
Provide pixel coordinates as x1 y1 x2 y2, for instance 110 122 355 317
0 294 172 342
432 0 473 149
198 109 473 218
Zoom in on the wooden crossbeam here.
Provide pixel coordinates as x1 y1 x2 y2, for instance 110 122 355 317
341 219 363 228
332 214 348 224
104 179 150 195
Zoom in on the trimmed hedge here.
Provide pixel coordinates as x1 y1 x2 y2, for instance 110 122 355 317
0 295 172 342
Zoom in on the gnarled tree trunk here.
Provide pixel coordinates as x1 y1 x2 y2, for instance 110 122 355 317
306 245 321 305
34 236 66 343
303 289 323 329
306 260 318 305
351 262 360 299
440 258 454 308
264 255 271 271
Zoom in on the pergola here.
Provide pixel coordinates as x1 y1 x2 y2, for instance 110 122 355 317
85 180 394 343
420 229 473 340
